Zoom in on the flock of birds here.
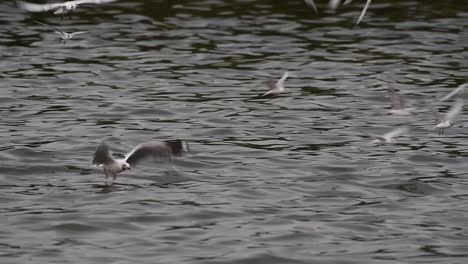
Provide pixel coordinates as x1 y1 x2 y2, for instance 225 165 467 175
264 73 467 144
15 0 465 185
17 0 373 43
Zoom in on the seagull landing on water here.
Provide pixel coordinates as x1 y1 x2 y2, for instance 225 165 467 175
433 99 464 135
92 140 186 184
261 71 288 97
33 20 87 42
369 126 409 145
386 87 415 116
17 0 116 15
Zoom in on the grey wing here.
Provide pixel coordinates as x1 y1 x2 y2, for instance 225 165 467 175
432 108 443 123
17 1 63 12
446 99 464 122
76 0 117 5
33 20 64 34
356 0 372 25
328 0 342 12
304 0 318 13
92 143 114 165
70 31 88 36
389 87 404 109
383 126 408 140
440 83 468 102
125 142 173 167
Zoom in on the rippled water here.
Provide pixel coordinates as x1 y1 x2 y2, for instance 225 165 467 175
1 0 468 263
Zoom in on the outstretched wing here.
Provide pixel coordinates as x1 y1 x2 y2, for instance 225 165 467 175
440 83 468 102
446 99 464 122
125 141 185 167
17 1 63 12
304 0 318 13
76 0 117 5
356 0 372 25
328 0 342 12
382 126 408 142
33 20 65 34
70 31 88 36
92 143 114 166
389 87 404 110
276 71 288 90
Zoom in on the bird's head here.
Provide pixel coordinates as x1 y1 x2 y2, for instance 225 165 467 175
122 162 131 171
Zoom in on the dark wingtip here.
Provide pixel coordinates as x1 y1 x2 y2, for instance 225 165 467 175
164 139 187 156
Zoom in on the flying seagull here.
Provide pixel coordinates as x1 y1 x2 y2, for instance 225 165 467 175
386 87 415 116
433 99 464 135
262 71 288 97
92 140 186 184
369 126 409 145
17 0 116 15
33 20 87 42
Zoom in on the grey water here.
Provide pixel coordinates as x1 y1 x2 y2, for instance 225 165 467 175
1 0 468 263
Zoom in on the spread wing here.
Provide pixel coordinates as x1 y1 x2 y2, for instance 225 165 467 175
304 0 318 13
328 0 342 12
125 141 185 167
75 0 117 4
92 143 114 166
440 83 468 102
276 71 288 89
33 20 65 34
17 1 63 12
389 87 404 110
356 0 372 25
70 31 88 36
446 99 464 122
382 126 408 141
432 107 443 123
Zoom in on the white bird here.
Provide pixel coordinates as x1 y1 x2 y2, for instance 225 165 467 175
262 71 288 97
304 0 318 13
92 140 186 184
33 20 87 42
386 87 415 116
434 99 464 135
369 126 409 144
17 0 116 15
440 83 468 102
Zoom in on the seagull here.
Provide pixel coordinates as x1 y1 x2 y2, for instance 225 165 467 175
17 0 116 15
369 126 409 145
92 140 186 184
440 83 468 102
33 20 87 42
261 71 288 97
386 87 415 116
433 99 464 135
304 0 318 13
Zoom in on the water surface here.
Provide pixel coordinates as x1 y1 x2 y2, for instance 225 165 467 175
1 0 468 263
